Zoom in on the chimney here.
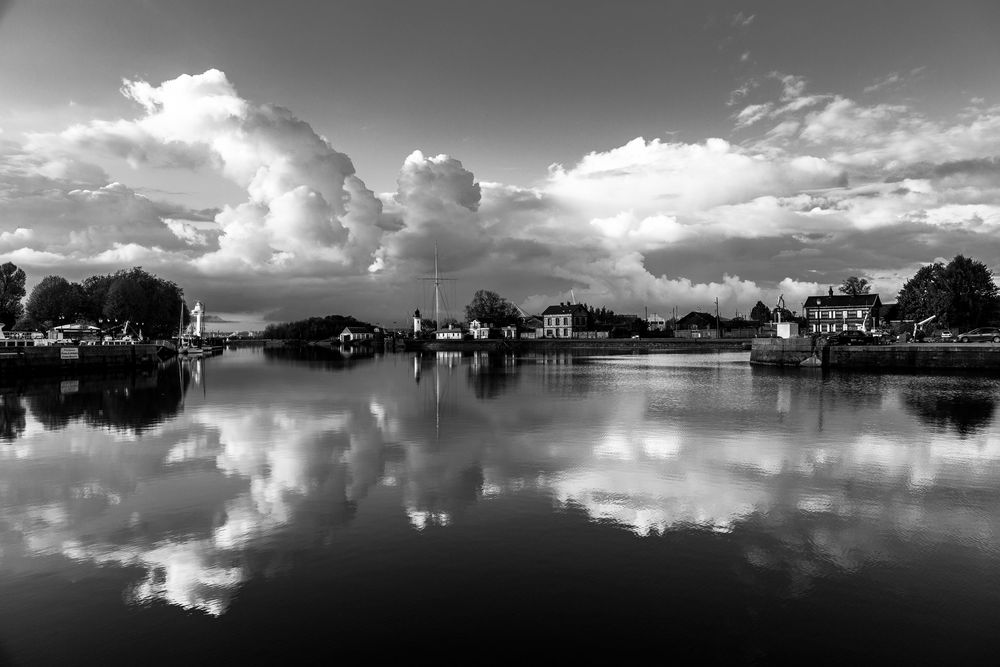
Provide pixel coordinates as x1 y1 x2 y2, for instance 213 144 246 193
828 286 834 297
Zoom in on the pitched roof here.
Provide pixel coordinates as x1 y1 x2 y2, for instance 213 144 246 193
802 294 881 309
542 303 588 316
340 326 374 334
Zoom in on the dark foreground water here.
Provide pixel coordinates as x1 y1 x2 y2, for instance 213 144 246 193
2 347 1000 664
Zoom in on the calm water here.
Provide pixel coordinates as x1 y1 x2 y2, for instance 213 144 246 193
2 347 1000 663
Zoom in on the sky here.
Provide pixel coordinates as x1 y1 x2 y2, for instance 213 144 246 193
2 0 1000 326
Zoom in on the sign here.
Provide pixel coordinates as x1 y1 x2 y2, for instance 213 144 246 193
60 380 79 394
60 347 79 360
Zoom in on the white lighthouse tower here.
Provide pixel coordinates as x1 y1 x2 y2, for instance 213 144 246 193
413 309 422 336
190 301 205 337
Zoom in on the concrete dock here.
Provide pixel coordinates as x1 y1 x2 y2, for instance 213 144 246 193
0 343 162 374
751 337 1000 370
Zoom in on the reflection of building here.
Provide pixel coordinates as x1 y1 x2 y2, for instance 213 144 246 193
803 290 881 333
542 303 589 338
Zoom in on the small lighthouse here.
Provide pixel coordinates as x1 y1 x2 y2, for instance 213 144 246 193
413 309 422 336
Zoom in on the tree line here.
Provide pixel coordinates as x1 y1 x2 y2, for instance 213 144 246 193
0 263 188 338
263 315 372 340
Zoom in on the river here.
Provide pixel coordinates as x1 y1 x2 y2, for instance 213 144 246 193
1 347 999 663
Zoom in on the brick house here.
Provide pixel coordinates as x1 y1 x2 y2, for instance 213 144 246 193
542 303 589 338
803 290 881 334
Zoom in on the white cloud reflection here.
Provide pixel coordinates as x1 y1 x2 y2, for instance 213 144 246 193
2 354 1000 616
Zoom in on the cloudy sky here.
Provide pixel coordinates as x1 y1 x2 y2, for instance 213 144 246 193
2 0 999 324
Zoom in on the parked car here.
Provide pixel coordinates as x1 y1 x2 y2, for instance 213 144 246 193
956 327 1000 343
828 330 873 346
940 330 953 340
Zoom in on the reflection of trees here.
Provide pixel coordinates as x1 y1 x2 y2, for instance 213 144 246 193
0 391 27 440
24 365 185 433
263 344 377 371
902 385 998 436
466 353 520 400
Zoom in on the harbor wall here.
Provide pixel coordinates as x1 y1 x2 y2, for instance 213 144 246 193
0 344 161 374
424 338 751 353
828 343 1000 369
751 338 1000 369
749 338 821 366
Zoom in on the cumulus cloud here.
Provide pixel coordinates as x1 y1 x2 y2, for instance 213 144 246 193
2 67 999 320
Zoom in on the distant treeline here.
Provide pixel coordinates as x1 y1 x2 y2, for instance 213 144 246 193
263 315 372 340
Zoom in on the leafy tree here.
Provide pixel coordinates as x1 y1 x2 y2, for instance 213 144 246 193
101 267 185 338
750 300 772 323
0 262 26 331
839 276 871 296
25 276 86 326
897 256 1000 330
12 314 42 332
942 255 1000 330
464 289 518 325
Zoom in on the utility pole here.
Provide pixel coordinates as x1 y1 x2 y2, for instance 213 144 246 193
715 297 721 339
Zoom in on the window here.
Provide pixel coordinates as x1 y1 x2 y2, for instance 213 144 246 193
856 310 864 318
821 324 829 332
822 310 831 318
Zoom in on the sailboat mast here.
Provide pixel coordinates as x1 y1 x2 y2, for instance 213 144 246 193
434 244 441 329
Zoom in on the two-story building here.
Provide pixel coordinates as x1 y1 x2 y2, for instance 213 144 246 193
542 303 589 338
803 289 881 334
468 319 493 340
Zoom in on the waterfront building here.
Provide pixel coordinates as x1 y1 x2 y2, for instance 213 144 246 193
542 303 589 338
468 319 493 339
646 313 667 331
434 324 465 341
339 326 377 343
803 289 882 334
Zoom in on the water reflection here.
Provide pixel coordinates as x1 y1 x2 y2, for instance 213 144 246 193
900 377 1000 436
2 349 1000 633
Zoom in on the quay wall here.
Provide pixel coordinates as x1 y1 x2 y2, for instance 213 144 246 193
424 338 751 353
749 338 821 366
0 344 161 374
751 338 1000 369
829 343 1000 370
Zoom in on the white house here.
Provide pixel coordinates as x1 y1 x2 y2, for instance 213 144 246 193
468 319 492 339
339 326 376 343
434 324 465 341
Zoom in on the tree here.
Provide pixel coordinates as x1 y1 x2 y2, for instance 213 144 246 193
0 262 26 330
464 289 518 325
101 267 185 338
942 255 1000 330
25 276 86 326
750 300 772 323
897 256 1000 330
839 276 871 297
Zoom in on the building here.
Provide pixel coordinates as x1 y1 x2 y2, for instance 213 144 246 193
542 303 589 338
803 289 882 334
49 324 101 341
646 313 667 332
674 312 721 338
434 324 465 341
339 326 377 343
468 319 493 340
